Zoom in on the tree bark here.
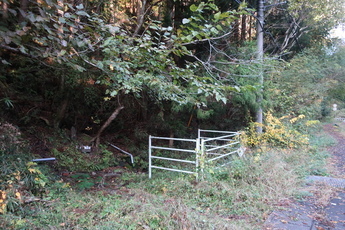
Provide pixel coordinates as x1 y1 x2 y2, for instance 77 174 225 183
54 98 69 129
90 105 125 149
133 0 147 37
241 15 247 41
53 75 69 129
2 1 8 19
256 0 264 133
19 0 28 22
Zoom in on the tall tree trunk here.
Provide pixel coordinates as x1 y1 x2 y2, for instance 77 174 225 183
233 18 240 42
256 0 264 133
109 0 115 23
90 105 125 149
19 0 28 22
248 16 253 41
133 0 147 36
54 98 69 129
54 75 69 129
2 1 8 19
241 14 247 41
163 0 174 27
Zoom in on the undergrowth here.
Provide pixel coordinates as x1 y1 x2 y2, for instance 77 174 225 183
0 121 336 229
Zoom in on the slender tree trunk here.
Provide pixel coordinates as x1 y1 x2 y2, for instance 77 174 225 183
248 16 252 41
90 105 125 149
109 0 115 23
256 0 264 133
163 0 174 27
54 75 69 129
241 14 247 41
133 0 147 37
54 98 69 129
19 0 28 22
233 18 240 42
2 1 8 19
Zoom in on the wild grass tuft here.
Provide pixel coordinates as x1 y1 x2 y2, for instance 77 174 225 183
1 123 337 229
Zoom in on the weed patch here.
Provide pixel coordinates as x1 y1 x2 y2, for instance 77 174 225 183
1 121 337 229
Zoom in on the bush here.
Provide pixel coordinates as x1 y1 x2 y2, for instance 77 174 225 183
241 112 310 149
0 122 25 153
0 122 48 214
52 145 115 172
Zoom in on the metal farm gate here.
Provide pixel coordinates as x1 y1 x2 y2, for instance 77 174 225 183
148 129 243 179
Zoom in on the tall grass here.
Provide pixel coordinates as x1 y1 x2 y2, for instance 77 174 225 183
1 126 335 229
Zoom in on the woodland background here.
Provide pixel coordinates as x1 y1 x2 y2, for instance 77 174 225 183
1 0 345 229
1 0 345 147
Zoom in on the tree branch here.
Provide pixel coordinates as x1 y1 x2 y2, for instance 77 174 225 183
181 30 233 46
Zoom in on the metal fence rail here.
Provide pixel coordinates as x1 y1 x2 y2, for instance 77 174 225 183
149 136 200 179
198 129 242 167
149 129 243 179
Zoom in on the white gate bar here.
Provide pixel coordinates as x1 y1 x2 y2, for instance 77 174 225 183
206 141 240 152
202 134 239 142
199 129 239 134
195 137 200 181
149 135 152 178
204 138 236 142
151 146 196 153
207 150 239 162
204 141 238 148
150 136 198 142
206 152 223 156
151 156 196 164
150 130 242 179
151 165 196 174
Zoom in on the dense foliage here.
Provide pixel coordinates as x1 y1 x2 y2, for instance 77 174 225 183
0 0 343 129
1 1 345 227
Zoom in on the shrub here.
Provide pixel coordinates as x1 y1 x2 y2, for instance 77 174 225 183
0 122 48 214
52 145 115 172
241 112 310 149
0 122 25 153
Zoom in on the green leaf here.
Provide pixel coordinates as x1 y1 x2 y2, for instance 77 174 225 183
110 91 117 97
182 18 190 24
8 9 17 16
76 11 89 17
72 64 86 72
19 46 27 54
58 50 66 56
96 61 104 69
214 12 221 20
59 17 66 23
3 36 11 44
210 27 218 35
76 4 84 10
1 59 11 65
216 25 223 31
192 31 199 36
190 4 198 12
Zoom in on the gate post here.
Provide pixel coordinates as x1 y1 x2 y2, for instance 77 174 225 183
149 135 152 179
195 138 200 181
196 138 206 180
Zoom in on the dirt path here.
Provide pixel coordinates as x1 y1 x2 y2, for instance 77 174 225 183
265 123 345 230
323 124 345 178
